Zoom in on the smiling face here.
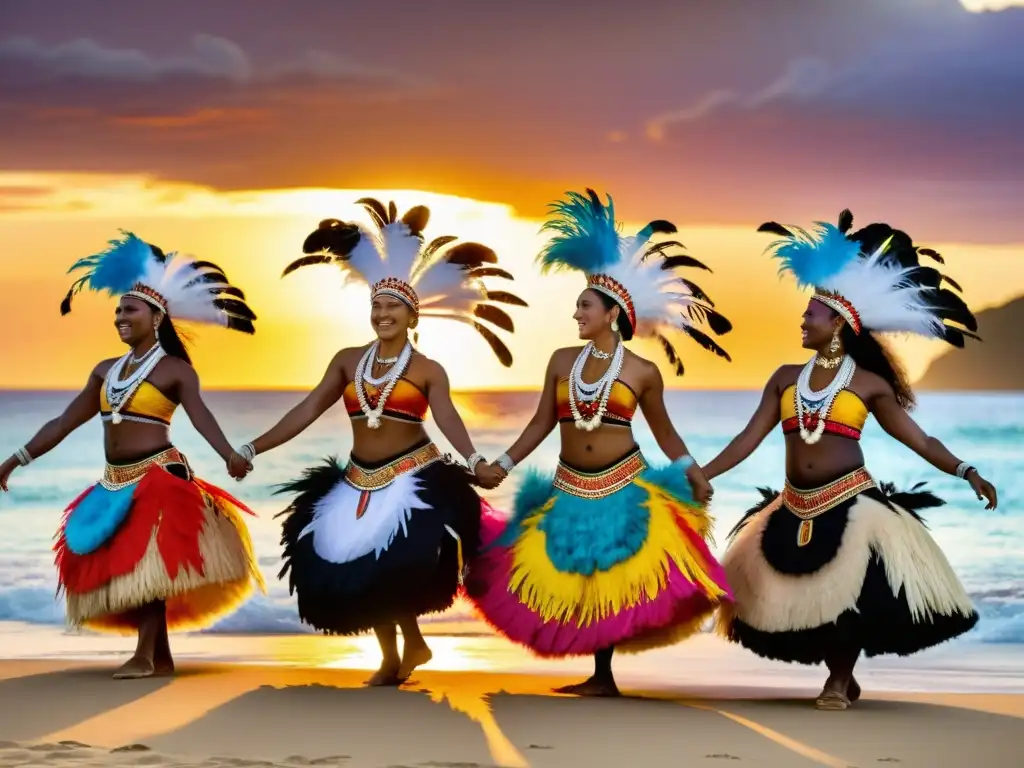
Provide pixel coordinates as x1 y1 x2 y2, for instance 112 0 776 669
114 296 160 347
370 294 415 342
800 297 843 351
573 288 618 341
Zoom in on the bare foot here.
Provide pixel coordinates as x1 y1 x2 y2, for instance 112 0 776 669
398 643 432 681
553 677 620 697
848 676 861 702
112 656 156 680
366 660 402 687
153 633 174 676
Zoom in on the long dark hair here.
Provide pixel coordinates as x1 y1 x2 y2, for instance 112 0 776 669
839 321 915 410
156 313 192 365
593 290 635 341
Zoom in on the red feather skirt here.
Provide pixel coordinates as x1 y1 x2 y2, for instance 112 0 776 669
53 457 265 634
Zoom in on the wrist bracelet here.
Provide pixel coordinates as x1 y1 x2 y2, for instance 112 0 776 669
237 443 256 463
955 462 975 479
495 453 515 473
14 447 32 467
467 452 486 470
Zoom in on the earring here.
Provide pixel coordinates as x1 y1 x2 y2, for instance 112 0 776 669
829 328 840 355
611 319 619 333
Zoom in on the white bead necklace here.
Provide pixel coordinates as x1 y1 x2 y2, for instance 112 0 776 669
354 341 412 429
794 354 856 445
568 341 624 431
105 345 167 425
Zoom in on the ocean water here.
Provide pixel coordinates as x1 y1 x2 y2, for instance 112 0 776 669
0 389 1022 648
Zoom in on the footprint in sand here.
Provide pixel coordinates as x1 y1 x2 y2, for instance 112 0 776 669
705 754 741 760
111 744 152 753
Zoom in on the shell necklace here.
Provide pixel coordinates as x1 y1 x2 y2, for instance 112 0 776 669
794 354 856 444
104 344 167 425
354 340 412 429
568 341 624 431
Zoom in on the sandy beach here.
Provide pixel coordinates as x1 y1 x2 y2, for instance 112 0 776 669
1 653 1022 768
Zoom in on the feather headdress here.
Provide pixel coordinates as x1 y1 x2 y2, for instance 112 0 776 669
60 231 256 334
537 188 732 375
285 198 527 367
759 210 979 346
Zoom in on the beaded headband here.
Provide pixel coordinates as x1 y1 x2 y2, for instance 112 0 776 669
587 273 636 331
122 282 168 313
371 277 420 315
812 290 862 335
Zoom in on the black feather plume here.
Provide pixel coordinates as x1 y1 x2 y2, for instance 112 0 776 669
704 309 733 335
356 198 389 229
641 240 686 260
469 267 514 281
444 242 497 268
662 254 711 272
60 288 74 316
485 290 527 307
401 205 430 235
682 325 732 361
655 332 685 376
282 254 335 277
837 209 854 233
474 304 515 332
757 222 792 237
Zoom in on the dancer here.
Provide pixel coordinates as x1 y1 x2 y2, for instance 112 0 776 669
231 199 523 685
466 189 734 697
0 232 264 679
706 210 997 710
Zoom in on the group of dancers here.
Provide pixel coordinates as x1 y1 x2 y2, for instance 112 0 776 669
0 190 998 710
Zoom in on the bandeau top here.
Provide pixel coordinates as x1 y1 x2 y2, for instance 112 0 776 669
780 383 868 440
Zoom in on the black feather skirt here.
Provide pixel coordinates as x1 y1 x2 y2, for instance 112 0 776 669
275 440 482 635
716 467 978 665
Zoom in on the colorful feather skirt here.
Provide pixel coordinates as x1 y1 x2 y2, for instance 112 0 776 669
54 446 265 634
276 440 482 635
717 467 978 664
465 450 732 657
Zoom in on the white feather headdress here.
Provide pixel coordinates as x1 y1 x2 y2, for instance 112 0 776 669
759 210 979 346
60 231 256 334
285 198 526 366
538 189 732 375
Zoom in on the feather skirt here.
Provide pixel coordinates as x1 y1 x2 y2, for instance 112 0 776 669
716 468 979 664
53 447 264 634
275 442 482 635
465 451 732 657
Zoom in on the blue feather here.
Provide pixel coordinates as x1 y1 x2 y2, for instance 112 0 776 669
768 222 861 289
67 231 154 297
64 484 136 555
537 190 622 274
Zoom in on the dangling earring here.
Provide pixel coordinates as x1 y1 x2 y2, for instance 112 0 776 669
829 328 841 355
611 319 619 333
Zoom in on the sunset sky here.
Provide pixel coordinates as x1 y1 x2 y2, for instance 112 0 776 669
1 0 1022 391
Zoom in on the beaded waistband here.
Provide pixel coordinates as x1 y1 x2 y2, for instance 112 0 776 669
100 447 188 491
344 443 441 491
782 467 875 520
553 450 647 500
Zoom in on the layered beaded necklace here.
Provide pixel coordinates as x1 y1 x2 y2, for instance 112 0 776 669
354 340 413 429
567 341 625 431
104 343 166 425
794 354 856 445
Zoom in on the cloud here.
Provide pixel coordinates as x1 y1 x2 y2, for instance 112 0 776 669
0 34 425 88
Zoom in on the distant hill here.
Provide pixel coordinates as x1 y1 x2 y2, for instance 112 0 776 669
916 297 1024 391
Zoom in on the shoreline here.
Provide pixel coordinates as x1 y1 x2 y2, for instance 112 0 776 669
1 659 1022 767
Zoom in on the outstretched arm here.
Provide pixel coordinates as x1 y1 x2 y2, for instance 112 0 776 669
873 388 998 509
638 363 714 504
0 366 103 490
248 351 347 457
638 363 693 462
701 368 785 481
498 352 560 467
177 363 236 462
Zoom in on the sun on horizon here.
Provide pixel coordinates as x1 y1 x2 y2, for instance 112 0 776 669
0 172 1021 393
